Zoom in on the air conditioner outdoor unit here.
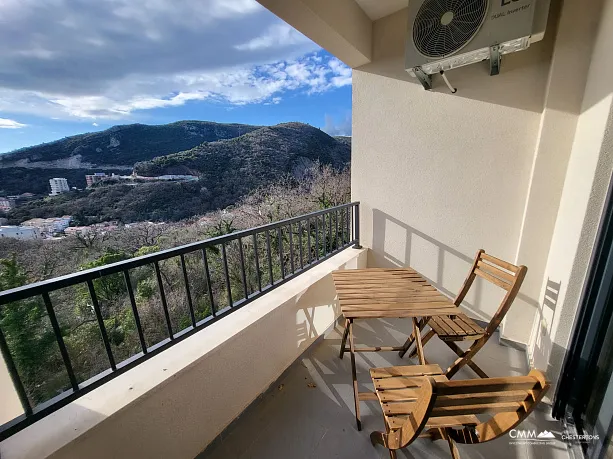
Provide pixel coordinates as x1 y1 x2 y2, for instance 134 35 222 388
405 0 551 90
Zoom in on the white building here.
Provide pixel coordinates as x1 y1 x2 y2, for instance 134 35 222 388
49 178 70 196
22 216 72 235
0 226 40 240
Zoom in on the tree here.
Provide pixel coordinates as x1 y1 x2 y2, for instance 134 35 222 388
0 256 57 403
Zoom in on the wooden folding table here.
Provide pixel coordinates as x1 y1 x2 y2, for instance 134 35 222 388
331 268 462 430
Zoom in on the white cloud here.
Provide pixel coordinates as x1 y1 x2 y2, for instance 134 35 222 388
0 118 27 129
0 53 352 119
92 122 99 126
0 0 355 121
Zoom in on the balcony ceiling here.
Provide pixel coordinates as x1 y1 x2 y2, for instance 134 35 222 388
354 0 407 20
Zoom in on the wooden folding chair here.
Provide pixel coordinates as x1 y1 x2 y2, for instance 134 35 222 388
368 364 549 459
399 250 527 379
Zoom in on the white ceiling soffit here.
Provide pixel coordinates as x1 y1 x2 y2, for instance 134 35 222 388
354 0 408 20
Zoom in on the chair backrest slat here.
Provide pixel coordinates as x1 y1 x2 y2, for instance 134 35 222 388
476 260 515 283
435 375 539 395
434 389 533 407
432 402 525 416
480 252 520 273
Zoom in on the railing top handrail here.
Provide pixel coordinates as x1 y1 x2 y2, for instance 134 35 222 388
0 202 359 305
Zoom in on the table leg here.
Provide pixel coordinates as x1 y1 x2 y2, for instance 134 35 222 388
348 319 361 430
339 318 350 359
412 318 426 365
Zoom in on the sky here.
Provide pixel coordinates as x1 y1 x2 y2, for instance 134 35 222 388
0 0 352 153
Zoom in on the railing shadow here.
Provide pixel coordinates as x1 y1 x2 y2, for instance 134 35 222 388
530 279 561 371
371 208 485 318
371 208 539 322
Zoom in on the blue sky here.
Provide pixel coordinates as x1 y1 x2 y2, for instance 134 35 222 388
0 0 352 153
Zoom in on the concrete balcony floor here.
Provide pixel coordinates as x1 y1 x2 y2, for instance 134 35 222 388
201 318 570 459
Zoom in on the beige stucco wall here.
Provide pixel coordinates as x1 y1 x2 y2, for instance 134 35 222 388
528 0 613 389
0 249 366 459
352 7 556 327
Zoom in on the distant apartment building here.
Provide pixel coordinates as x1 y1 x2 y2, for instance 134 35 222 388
86 173 107 188
0 226 40 240
49 178 70 196
22 216 72 235
0 197 11 212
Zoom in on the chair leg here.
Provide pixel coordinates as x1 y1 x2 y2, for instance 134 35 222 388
339 318 350 359
408 329 436 358
348 319 361 430
441 428 461 459
445 336 489 379
444 341 489 378
399 318 429 358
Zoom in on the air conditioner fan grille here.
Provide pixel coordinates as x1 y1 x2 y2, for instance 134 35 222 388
413 0 488 59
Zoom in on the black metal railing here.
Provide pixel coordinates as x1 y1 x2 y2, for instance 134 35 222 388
0 202 360 440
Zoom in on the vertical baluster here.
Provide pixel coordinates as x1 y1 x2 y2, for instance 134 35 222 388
277 227 285 279
201 249 216 317
345 206 350 246
87 280 116 370
154 261 174 339
307 218 312 264
0 326 32 415
221 243 233 307
266 230 274 286
238 238 249 300
42 292 79 391
315 216 320 260
288 224 295 274
253 233 262 292
124 270 147 353
328 212 333 255
335 209 340 251
298 220 304 270
179 255 196 328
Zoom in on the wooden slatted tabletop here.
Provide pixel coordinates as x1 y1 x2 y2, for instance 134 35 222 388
332 268 461 319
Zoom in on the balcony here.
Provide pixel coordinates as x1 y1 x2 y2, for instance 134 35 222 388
0 203 572 459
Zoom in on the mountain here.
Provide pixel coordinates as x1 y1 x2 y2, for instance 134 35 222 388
4 122 351 224
0 120 262 169
134 122 350 179
0 120 263 195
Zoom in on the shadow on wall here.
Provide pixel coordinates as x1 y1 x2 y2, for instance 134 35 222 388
295 273 342 352
371 208 539 322
530 279 561 370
